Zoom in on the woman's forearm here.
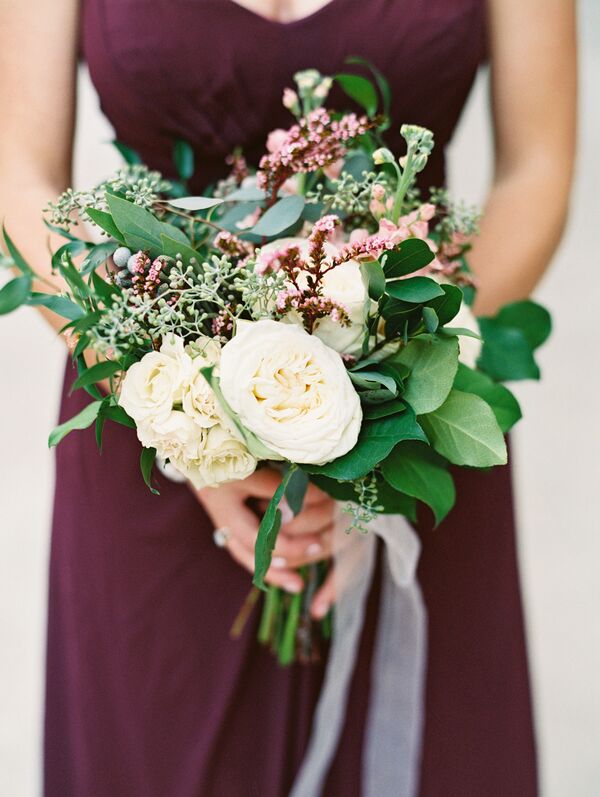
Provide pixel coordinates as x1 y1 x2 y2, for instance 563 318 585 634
469 154 573 316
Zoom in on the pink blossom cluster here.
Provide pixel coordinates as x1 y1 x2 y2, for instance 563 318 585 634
256 109 369 200
275 286 351 333
211 308 234 337
130 252 166 297
255 244 303 276
225 151 249 186
214 230 253 258
307 214 340 268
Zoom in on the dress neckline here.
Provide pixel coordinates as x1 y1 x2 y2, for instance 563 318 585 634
225 0 343 29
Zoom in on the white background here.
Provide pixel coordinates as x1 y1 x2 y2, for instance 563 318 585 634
1 3 599 794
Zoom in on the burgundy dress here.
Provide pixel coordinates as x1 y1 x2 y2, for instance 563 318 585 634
45 1 538 794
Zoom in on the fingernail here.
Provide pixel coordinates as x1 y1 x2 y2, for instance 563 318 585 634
284 582 303 594
313 601 329 619
306 542 322 557
272 556 287 569
280 499 294 525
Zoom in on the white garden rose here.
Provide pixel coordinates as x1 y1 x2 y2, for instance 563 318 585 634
137 409 206 464
258 237 368 356
173 423 257 489
219 319 362 465
119 335 192 423
181 336 224 428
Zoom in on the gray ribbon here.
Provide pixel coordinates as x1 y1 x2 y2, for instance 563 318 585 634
290 509 427 797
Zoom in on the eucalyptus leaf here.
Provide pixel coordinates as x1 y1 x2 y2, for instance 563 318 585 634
362 398 405 419
284 467 309 515
477 320 540 381
419 389 507 467
251 196 305 237
159 233 201 264
225 186 267 202
489 300 552 349
106 193 164 254
427 283 463 325
72 360 121 391
168 196 224 211
112 140 142 164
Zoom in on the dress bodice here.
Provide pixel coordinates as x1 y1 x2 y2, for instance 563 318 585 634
82 0 487 189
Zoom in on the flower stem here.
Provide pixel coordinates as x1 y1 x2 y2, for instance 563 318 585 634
278 589 303 666
258 585 281 644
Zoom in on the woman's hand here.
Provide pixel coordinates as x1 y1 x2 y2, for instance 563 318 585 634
191 468 335 594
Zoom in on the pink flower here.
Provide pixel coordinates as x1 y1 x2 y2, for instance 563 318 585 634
235 207 261 231
266 128 288 154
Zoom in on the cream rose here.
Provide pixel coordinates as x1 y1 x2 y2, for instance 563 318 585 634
181 336 224 428
172 423 257 490
219 319 362 465
119 335 191 423
137 409 206 464
258 237 368 356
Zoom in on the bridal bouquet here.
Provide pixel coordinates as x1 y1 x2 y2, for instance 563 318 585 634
1 66 550 664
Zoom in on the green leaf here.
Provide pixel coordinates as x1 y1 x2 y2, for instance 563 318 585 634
112 140 142 164
309 474 417 521
72 360 121 391
284 467 309 515
85 208 125 242
2 227 34 277
251 196 305 237
140 446 160 495
349 368 398 394
422 306 439 333
345 56 391 119
0 275 31 314
490 300 552 349
381 238 435 278
342 151 374 180
427 283 463 325
335 73 378 117
360 260 386 300
453 363 522 433
393 336 459 414
27 292 85 321
168 196 224 211
106 193 164 254
382 440 455 525
419 389 507 467
253 466 297 590
48 400 103 447
95 413 106 452
159 233 201 264
91 270 119 304
477 320 540 381
80 241 118 275
173 140 195 180
101 403 136 428
362 398 405 419
386 276 444 303
225 186 267 201
304 409 426 480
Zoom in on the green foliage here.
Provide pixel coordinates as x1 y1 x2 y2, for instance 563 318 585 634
386 276 444 303
453 364 522 433
106 193 165 255
168 196 224 211
251 196 305 237
304 409 426 481
284 467 309 516
345 56 392 121
360 260 386 300
0 275 31 314
382 440 455 525
112 140 142 165
27 293 85 321
426 283 463 325
72 360 121 391
2 227 34 277
173 140 195 181
335 73 378 117
392 336 459 415
80 241 118 275
140 446 160 495
48 400 103 447
254 466 297 590
477 300 551 381
419 389 507 467
85 208 125 242
381 238 435 278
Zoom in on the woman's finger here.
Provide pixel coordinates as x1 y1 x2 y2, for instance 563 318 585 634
311 567 336 619
225 535 304 593
281 501 335 536
272 529 333 569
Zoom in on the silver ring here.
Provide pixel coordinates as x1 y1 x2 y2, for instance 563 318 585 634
213 527 231 548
